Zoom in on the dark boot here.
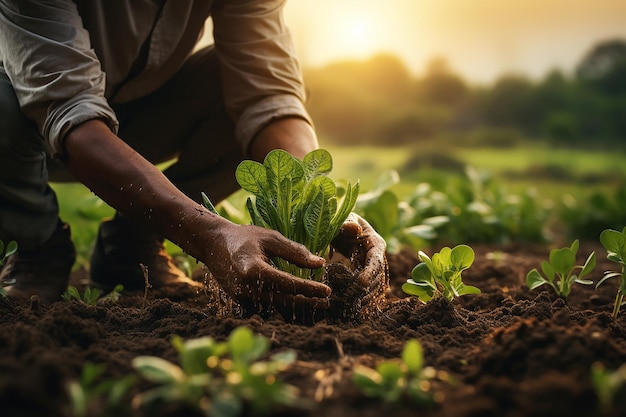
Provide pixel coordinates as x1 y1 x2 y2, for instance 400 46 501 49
89 214 202 291
0 221 76 303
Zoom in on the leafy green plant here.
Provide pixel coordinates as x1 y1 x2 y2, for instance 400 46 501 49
133 326 301 417
591 362 626 411
597 227 626 319
352 339 447 406
0 239 17 297
416 166 550 246
401 245 480 302
355 171 449 253
526 239 596 297
355 166 550 254
203 149 359 281
62 284 124 305
68 362 137 417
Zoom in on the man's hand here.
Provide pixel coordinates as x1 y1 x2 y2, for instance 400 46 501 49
326 212 389 319
200 216 332 315
332 213 388 287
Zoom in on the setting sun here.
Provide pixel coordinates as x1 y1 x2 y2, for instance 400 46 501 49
285 0 626 82
195 1 626 83
324 11 380 60
284 1 408 70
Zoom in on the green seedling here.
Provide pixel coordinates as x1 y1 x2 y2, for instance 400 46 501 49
68 362 137 417
62 284 124 305
597 227 626 319
355 171 449 254
0 239 17 265
591 362 626 411
203 149 359 281
133 326 301 417
0 240 17 297
526 239 596 297
352 339 447 406
401 245 480 302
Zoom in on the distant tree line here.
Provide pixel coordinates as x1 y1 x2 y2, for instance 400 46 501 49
303 38 626 149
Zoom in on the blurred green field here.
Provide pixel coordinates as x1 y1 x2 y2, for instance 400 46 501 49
52 143 626 267
326 143 626 198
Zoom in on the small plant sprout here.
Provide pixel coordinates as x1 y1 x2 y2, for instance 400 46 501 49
0 240 17 297
402 245 480 302
352 339 447 406
203 149 359 281
526 239 596 297
591 362 626 411
0 239 17 265
62 285 124 305
67 362 137 417
132 326 300 417
597 227 626 319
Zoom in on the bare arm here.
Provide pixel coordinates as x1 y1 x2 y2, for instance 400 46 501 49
61 119 331 306
249 116 318 162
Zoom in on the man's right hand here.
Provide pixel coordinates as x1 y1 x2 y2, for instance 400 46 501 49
197 215 332 314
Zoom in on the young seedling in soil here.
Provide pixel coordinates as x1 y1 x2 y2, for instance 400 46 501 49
597 227 626 319
352 339 447 406
68 362 137 417
355 170 449 254
132 326 301 417
591 361 626 411
401 245 480 302
0 239 17 297
526 239 596 297
62 284 124 305
203 148 359 281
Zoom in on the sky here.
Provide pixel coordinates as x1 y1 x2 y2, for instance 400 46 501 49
282 0 626 83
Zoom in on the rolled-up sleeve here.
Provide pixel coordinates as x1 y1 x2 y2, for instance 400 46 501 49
212 0 312 153
0 0 118 158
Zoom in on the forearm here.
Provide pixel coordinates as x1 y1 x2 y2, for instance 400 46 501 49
60 119 225 260
248 117 318 162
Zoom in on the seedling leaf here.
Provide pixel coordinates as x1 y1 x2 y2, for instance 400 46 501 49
303 148 333 180
599 228 626 318
133 356 185 384
352 338 443 406
526 269 550 290
526 239 595 297
228 326 269 365
402 339 424 374
201 192 218 214
404 245 479 302
600 229 626 262
236 160 267 196
450 244 474 272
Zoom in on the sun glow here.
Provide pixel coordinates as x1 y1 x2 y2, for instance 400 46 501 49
285 0 626 82
284 2 405 67
336 14 377 56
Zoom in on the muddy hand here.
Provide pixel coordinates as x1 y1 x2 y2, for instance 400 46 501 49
330 212 389 295
205 222 331 315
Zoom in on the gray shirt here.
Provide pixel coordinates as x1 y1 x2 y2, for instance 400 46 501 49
0 0 311 158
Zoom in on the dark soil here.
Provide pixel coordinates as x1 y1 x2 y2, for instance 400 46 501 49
2 241 626 417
